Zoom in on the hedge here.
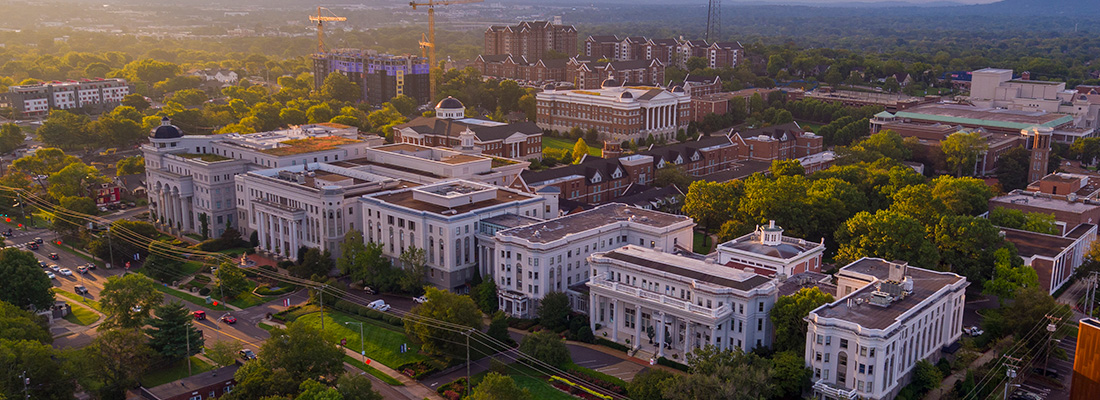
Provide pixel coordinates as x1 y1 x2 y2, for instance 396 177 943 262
565 364 627 395
333 299 403 328
255 284 297 296
595 338 629 352
656 357 690 372
396 361 438 380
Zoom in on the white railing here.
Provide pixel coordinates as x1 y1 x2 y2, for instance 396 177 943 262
812 380 857 400
590 280 730 319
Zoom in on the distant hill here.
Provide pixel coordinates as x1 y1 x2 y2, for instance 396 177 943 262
967 0 1100 15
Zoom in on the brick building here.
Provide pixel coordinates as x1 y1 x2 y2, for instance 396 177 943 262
1000 224 1096 295
474 54 568 82
565 58 666 90
536 79 687 143
312 50 430 105
584 35 621 59
706 42 744 69
393 97 543 160
678 75 723 97
690 88 777 122
989 173 1100 235
644 38 680 65
730 122 824 162
484 21 577 60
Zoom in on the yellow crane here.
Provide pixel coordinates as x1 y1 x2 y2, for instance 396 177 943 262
409 0 483 103
309 7 347 53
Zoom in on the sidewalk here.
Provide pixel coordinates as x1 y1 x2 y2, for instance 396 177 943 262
924 348 998 400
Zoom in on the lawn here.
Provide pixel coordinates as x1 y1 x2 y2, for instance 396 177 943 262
470 363 574 400
797 121 822 133
294 311 430 369
151 283 230 310
543 137 600 157
693 232 714 254
227 282 267 309
141 357 214 388
343 355 404 386
53 288 102 312
179 261 204 276
63 302 100 325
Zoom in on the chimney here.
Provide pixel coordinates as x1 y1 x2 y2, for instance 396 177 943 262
1021 71 1031 81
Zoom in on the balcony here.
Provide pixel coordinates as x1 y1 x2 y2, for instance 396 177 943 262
812 380 857 400
590 279 730 319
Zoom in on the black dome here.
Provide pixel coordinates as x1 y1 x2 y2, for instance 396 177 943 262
436 96 464 109
543 83 556 91
619 91 633 99
601 78 621 88
151 117 182 139
672 85 685 93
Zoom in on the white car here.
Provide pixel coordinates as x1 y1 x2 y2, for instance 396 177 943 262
413 295 428 304
49 264 60 272
963 326 984 336
367 299 391 312
58 268 73 276
45 271 55 279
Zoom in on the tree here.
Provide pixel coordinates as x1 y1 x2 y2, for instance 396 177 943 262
0 338 76 399
260 322 345 382
888 184 946 228
772 350 813 400
655 165 694 188
250 230 260 247
36 110 91 149
518 93 537 122
572 138 589 164
291 248 334 279
999 287 1071 344
883 76 901 93
835 209 940 268
146 301 204 361
389 94 417 116
0 123 24 153
143 241 186 282
469 373 533 400
398 246 428 294
0 300 51 343
0 248 55 311
487 311 511 345
115 155 146 175
11 147 79 178
537 291 571 332
216 261 251 299
1022 212 1059 235
167 88 208 107
911 360 943 394
931 176 994 216
663 346 776 400
996 146 1030 191
941 131 989 177
683 180 741 233
48 162 107 200
296 379 344 400
769 159 805 177
198 213 210 239
122 93 151 111
98 273 164 329
473 278 499 314
933 215 1005 284
337 373 384 400
205 339 242 368
770 287 834 353
81 328 154 399
404 287 483 357
844 130 912 163
983 248 1040 303
307 104 335 124
629 368 675 400
1071 137 1100 165
519 330 571 368
224 359 297 400
320 73 361 103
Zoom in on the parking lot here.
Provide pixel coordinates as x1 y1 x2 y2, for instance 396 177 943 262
1010 335 1076 400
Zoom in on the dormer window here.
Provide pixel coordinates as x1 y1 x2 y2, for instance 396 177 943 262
612 168 622 179
591 172 602 183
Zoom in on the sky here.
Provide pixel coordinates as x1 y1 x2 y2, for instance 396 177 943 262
726 0 1002 3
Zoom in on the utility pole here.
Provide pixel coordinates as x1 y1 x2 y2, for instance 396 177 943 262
1087 271 1099 317
319 285 327 331
107 225 116 269
18 371 28 399
465 329 473 398
1002 356 1020 400
1044 314 1061 373
186 327 193 376
346 322 364 362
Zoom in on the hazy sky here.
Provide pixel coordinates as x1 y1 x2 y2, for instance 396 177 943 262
730 0 1002 3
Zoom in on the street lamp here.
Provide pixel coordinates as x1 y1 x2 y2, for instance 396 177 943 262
345 321 364 362
1004 383 1020 400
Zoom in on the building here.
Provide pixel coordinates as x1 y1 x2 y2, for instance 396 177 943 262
4 78 130 117
565 58 666 90
536 79 689 143
970 68 1100 131
988 173 1100 234
1071 318 1100 400
678 75 722 97
791 88 936 113
393 97 543 160
312 50 430 105
690 88 778 122
491 204 694 317
872 103 1091 143
139 364 239 400
358 180 556 291
644 38 680 65
191 69 239 84
587 245 777 357
730 122 824 162
484 21 577 60
515 135 738 204
474 54 568 83
331 143 529 187
706 42 744 69
798 151 838 174
144 118 370 238
92 182 123 206
998 224 1096 295
716 221 825 278
584 35 621 59
805 259 968 400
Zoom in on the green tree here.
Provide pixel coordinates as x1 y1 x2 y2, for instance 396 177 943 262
122 93 151 111
683 180 741 233
770 287 834 353
998 287 1072 345
404 287 483 357
767 55 786 77
260 322 345 382
320 73 361 103
0 338 76 399
0 248 55 311
473 278 499 314
537 291 571 332
115 155 146 175
664 346 776 400
198 213 210 239
518 93 537 122
48 162 107 200
933 215 1005 284
205 339 242 368
844 130 912 163
889 184 946 228
572 138 589 164
389 94 417 116
1022 212 1059 235
1070 137 1100 166
280 108 308 126
290 248 333 279
0 123 24 153
487 311 511 346
655 165 695 188
772 350 813 400
911 360 943 395
216 261 250 299
469 372 533 400
81 328 154 399
143 240 185 282
307 103 335 124
11 147 79 178
983 248 1040 303
629 368 675 400
941 131 989 177
931 175 994 216
883 76 901 93
296 379 343 400
0 300 51 343
835 209 940 268
146 301 204 361
398 246 428 294
167 88 208 107
223 359 297 400
519 330 571 368
37 110 91 149
98 273 164 329
337 373 384 400
769 159 805 177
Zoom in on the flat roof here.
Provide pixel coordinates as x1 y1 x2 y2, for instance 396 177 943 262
599 246 773 291
813 258 965 330
989 192 1100 214
1000 227 1077 258
480 213 542 229
897 104 1073 130
260 136 359 156
497 203 691 244
143 364 239 399
368 185 536 216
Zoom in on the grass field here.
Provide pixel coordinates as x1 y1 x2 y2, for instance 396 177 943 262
63 302 100 325
470 363 574 400
141 357 213 388
294 311 430 369
227 281 266 309
542 137 600 157
53 288 102 312
693 232 713 254
151 283 230 310
343 355 404 386
797 121 822 133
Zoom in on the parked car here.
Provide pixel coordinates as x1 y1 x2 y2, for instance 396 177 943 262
1032 367 1061 379
131 305 142 313
74 285 89 295
367 299 390 312
363 286 376 295
220 314 237 324
239 349 257 360
963 326 984 336
48 264 60 272
48 252 59 260
85 262 96 270
58 268 73 276
414 295 428 304
77 266 88 274
38 260 48 268
192 310 206 320
45 271 55 279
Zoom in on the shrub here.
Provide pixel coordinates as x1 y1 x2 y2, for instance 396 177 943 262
656 356 690 372
507 317 539 330
198 287 211 296
595 338 629 352
396 361 438 380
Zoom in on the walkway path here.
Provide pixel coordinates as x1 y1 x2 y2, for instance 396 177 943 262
924 348 999 400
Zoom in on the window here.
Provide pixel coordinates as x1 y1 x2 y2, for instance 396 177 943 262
824 353 830 363
816 352 822 362
817 334 823 344
840 339 849 349
859 364 866 374
825 336 832 346
189 396 202 400
757 319 762 331
868 365 874 375
860 346 867 356
758 302 764 312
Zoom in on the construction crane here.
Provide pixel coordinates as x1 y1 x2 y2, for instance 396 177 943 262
409 0 483 103
309 7 347 53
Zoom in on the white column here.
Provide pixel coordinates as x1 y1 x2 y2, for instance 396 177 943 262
657 312 666 357
290 220 299 259
175 195 184 230
185 197 194 230
663 105 669 129
276 217 285 256
634 306 643 349
611 299 619 341
256 211 266 251
590 294 598 332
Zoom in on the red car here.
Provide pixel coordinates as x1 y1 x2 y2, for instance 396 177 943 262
192 310 206 320
220 314 237 324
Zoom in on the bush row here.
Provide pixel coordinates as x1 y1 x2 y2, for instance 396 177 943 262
254 283 296 296
595 338 629 352
565 364 627 395
332 299 403 328
656 356 690 372
397 361 438 380
507 317 540 331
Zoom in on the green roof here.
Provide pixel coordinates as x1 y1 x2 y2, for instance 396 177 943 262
874 111 895 119
894 111 1073 131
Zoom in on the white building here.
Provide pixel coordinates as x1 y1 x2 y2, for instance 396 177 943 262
357 180 557 291
716 221 825 278
587 246 777 358
144 119 370 238
805 258 968 400
535 79 691 144
342 143 529 187
490 203 695 318
970 68 1100 136
192 69 240 84
5 78 130 117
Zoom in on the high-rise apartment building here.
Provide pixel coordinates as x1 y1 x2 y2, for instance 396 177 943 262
3 78 130 117
484 21 577 60
312 50 430 105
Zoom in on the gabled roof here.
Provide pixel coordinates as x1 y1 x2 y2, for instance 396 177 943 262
614 184 685 209
736 122 805 142
395 117 541 143
522 156 622 187
710 41 744 50
587 35 620 43
639 135 732 165
683 74 721 84
648 38 679 46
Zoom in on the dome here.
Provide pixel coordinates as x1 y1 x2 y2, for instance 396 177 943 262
671 85 685 93
601 78 621 88
543 83 556 91
436 96 464 110
619 91 634 101
151 117 182 139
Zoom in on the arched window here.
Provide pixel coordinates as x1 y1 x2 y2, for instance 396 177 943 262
428 237 435 264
